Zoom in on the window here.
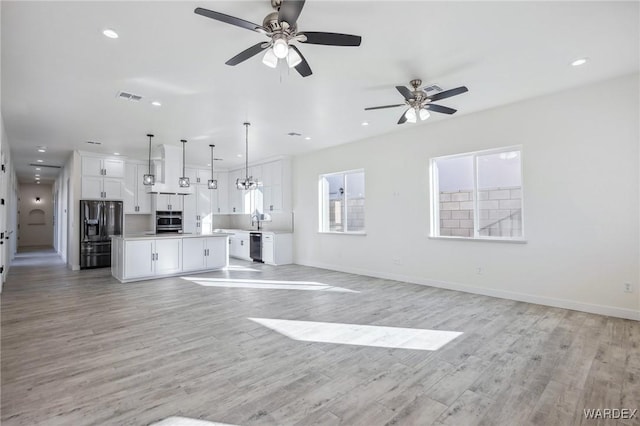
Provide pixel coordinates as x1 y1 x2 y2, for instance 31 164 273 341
319 169 365 233
430 147 524 240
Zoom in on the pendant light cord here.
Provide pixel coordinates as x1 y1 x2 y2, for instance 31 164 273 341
181 139 187 176
244 122 250 180
147 134 153 174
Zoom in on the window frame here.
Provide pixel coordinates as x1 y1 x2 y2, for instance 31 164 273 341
318 168 366 235
430 146 525 242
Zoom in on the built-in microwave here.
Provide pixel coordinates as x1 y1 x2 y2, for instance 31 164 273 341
156 211 183 233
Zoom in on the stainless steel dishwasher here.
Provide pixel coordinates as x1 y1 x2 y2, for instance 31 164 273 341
250 232 262 262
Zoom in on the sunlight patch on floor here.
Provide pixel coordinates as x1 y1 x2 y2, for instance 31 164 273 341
249 318 463 351
181 277 359 293
224 264 261 272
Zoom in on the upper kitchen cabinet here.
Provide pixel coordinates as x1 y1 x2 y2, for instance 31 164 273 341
155 194 183 212
81 154 124 200
260 159 291 213
214 172 229 214
185 167 213 185
124 162 152 214
82 156 124 178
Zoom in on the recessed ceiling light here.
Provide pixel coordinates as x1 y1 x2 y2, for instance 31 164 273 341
37 149 46 153
305 136 311 140
571 57 588 67
207 163 211 167
36 159 43 163
114 152 120 156
361 122 369 126
236 154 243 158
36 167 41 171
36 181 40 184
35 174 40 177
103 29 119 39
35 177 40 180
151 101 162 107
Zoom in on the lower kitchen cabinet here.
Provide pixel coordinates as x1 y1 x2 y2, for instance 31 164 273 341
182 237 228 272
262 233 293 265
112 235 228 282
228 231 250 260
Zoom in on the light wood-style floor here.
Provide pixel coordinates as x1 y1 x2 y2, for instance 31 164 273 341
1 248 638 426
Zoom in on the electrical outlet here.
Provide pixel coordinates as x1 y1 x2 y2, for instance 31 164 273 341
392 256 402 265
623 282 633 293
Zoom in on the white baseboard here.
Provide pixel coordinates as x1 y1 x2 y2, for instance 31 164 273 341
296 260 639 321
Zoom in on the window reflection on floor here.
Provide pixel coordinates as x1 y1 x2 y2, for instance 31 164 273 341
249 318 463 351
181 277 359 293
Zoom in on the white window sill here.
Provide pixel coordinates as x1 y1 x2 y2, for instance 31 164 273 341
429 235 527 244
319 231 367 236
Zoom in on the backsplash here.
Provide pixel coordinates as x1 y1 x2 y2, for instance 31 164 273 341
226 211 294 233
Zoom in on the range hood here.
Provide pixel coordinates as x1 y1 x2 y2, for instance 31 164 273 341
145 144 193 195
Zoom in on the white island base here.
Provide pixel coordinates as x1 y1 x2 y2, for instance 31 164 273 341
111 233 230 283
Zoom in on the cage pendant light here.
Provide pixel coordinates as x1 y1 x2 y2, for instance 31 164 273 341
236 122 258 190
208 144 218 190
143 134 155 185
178 139 190 187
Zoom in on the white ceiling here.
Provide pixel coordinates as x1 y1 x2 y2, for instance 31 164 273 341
2 1 638 184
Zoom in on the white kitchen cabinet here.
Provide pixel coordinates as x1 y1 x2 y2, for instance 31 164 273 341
214 172 229 214
82 156 124 178
155 194 183 211
123 240 155 279
185 167 198 185
228 169 244 214
122 238 181 279
229 231 250 260
124 162 152 214
258 160 287 213
155 238 182 275
182 186 214 234
81 155 124 199
82 176 123 200
183 236 228 272
262 233 292 265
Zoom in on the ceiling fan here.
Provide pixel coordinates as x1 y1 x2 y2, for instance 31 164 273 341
365 79 469 124
194 0 362 77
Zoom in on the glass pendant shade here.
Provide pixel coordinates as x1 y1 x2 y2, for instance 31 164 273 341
143 134 155 186
286 47 302 68
179 139 190 188
262 49 278 68
405 108 417 123
419 108 431 121
143 174 155 185
273 38 289 59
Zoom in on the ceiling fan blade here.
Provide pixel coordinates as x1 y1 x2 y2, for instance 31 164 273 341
364 104 405 111
290 45 312 77
278 0 306 26
398 109 409 124
428 86 469 102
299 32 362 46
395 86 413 101
225 42 268 66
195 7 264 33
426 104 457 115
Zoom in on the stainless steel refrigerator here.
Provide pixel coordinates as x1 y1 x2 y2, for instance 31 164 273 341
80 200 123 269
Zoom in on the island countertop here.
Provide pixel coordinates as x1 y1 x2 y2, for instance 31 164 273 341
112 232 232 241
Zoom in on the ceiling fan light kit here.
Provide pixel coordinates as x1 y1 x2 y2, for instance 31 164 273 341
195 0 362 78
365 79 469 125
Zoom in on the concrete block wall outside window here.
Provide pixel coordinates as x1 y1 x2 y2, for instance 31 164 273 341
439 187 522 237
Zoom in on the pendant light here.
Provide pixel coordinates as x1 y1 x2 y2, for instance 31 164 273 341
142 134 155 185
236 122 258 190
208 144 218 190
178 139 190 187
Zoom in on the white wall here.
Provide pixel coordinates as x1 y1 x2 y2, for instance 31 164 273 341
292 73 640 320
18 183 54 247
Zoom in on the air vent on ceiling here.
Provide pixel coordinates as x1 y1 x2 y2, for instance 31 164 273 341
86 141 102 145
287 132 302 137
29 163 61 168
117 91 143 102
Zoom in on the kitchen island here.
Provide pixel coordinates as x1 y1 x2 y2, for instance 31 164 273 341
111 233 230 283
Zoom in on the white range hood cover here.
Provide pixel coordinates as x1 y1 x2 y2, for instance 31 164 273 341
146 144 193 195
